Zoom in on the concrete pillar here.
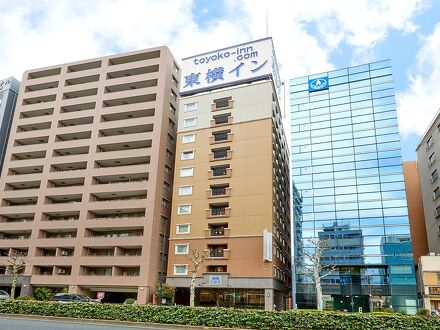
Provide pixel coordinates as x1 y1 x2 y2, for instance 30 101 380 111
137 286 149 304
264 288 274 310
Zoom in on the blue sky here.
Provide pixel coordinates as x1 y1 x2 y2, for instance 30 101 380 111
0 0 439 160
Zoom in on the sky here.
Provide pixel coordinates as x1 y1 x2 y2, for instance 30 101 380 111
0 0 440 160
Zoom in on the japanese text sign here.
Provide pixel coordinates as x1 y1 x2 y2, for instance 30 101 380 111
180 38 280 96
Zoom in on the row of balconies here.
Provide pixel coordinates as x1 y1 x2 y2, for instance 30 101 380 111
32 265 140 277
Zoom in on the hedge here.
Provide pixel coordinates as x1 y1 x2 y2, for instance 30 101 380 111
0 301 439 330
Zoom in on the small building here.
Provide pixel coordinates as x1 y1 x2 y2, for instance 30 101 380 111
418 255 440 310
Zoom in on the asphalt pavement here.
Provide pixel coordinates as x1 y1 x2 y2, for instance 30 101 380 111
0 316 183 330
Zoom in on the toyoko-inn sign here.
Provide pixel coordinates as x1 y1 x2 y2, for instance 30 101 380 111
180 38 281 96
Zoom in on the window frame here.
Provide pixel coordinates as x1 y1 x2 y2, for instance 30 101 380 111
176 223 191 234
177 204 192 215
173 264 188 275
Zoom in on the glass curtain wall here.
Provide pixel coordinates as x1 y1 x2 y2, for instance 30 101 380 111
290 60 417 314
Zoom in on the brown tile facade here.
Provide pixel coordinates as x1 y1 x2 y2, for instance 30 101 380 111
0 47 180 303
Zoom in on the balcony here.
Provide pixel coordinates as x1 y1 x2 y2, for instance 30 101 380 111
208 185 231 198
50 161 87 172
53 146 89 157
60 102 96 113
11 150 46 161
100 108 155 123
210 132 232 144
90 190 147 203
104 79 158 94
210 148 232 162
63 88 98 100
96 140 152 153
47 177 85 188
19 107 54 119
45 194 82 205
0 232 31 240
204 224 230 238
1 197 37 207
39 230 77 240
206 245 229 259
42 211 80 222
211 97 233 112
206 205 231 218
208 166 232 179
211 115 233 127
92 173 148 186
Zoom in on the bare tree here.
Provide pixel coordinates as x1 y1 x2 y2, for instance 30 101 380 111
187 247 207 307
5 252 28 300
297 238 337 310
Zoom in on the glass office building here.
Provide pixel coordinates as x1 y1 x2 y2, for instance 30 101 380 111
290 60 417 314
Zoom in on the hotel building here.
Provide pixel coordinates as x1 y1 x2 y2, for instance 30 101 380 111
0 47 180 303
166 38 291 310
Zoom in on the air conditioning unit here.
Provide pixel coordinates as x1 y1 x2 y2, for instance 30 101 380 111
58 269 66 274
60 251 69 256
18 235 26 240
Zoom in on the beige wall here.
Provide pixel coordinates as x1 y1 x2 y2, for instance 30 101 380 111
167 79 291 309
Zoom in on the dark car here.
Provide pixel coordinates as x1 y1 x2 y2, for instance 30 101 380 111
50 293 98 303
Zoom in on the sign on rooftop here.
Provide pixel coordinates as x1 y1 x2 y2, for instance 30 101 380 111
180 38 281 96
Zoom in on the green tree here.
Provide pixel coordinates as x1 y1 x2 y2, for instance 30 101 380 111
154 283 175 305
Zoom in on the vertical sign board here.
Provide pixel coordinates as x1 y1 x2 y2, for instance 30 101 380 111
180 38 281 96
263 229 273 262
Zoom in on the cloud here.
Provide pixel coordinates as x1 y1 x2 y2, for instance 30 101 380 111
397 22 440 136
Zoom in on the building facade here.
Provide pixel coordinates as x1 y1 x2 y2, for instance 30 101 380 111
417 255 440 310
0 47 180 303
416 109 440 254
166 39 291 310
0 77 20 174
402 161 429 263
290 60 418 313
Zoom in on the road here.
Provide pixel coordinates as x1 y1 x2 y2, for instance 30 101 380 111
0 316 182 330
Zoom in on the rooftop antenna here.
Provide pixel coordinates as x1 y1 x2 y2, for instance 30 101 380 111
266 8 269 37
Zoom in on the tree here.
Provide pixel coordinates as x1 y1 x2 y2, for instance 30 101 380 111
5 252 27 300
154 283 175 305
297 238 336 311
187 247 208 307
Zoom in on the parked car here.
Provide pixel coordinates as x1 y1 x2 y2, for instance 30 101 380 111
0 290 10 301
50 293 98 303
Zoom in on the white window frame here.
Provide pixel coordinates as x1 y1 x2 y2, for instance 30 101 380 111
182 134 196 144
178 185 193 196
173 264 188 275
176 223 190 234
183 117 197 128
177 204 192 215
181 150 195 160
175 244 189 255
184 102 197 112
180 167 194 177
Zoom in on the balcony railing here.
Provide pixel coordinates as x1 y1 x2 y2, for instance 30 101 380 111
212 186 226 196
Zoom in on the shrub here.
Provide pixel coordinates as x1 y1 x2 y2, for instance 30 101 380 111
416 308 430 317
15 295 34 301
124 298 136 304
33 287 67 301
0 301 439 330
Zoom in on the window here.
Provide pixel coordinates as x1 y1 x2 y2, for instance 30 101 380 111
432 169 438 183
179 185 193 196
177 204 191 215
211 165 230 177
213 114 230 125
176 224 190 234
434 187 440 200
213 97 231 110
184 102 197 112
427 136 433 151
165 164 173 175
182 134 196 144
175 244 189 255
436 206 440 218
183 117 197 128
174 265 188 275
430 153 436 166
181 150 195 160
180 167 194 177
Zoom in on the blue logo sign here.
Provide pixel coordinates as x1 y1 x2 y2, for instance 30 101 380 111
308 77 329 92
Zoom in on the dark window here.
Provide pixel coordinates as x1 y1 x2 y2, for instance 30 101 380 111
212 165 229 177
214 97 231 109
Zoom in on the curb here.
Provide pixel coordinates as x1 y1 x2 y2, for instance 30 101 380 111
0 313 253 330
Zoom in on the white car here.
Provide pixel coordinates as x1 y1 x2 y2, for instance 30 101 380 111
0 290 10 301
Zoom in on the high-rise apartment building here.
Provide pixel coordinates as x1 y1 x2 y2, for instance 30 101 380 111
290 60 418 314
0 77 20 173
166 39 291 310
0 47 180 303
416 109 440 254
